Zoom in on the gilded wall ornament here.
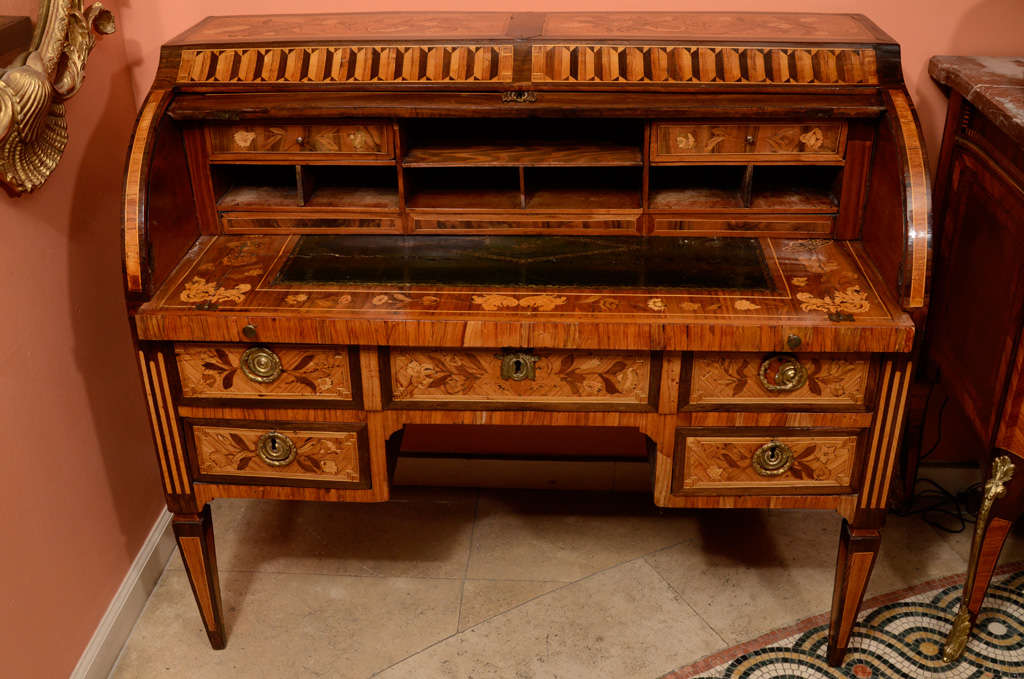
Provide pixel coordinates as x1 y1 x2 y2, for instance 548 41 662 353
0 0 115 196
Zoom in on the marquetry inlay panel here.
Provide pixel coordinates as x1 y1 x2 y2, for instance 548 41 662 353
192 424 364 483
208 123 392 157
531 45 878 85
688 353 871 408
858 358 912 509
652 122 846 162
175 344 354 401
138 351 192 499
177 45 515 84
676 432 858 492
388 349 652 406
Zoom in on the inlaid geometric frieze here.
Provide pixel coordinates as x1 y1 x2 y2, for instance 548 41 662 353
177 45 514 83
531 45 878 85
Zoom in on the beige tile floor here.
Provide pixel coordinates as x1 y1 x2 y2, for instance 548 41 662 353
110 469 1024 679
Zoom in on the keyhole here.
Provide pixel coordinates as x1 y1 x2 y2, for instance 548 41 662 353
270 438 278 452
513 359 523 374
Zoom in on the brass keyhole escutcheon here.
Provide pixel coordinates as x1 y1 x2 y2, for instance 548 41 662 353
240 346 283 383
752 440 794 476
256 432 297 467
758 353 807 392
499 350 538 381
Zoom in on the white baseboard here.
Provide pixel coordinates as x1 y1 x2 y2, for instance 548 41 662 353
70 510 175 679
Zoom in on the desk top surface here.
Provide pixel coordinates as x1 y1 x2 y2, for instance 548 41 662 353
139 235 910 340
169 12 895 47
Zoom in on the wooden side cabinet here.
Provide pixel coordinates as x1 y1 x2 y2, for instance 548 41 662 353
924 55 1024 661
122 12 932 666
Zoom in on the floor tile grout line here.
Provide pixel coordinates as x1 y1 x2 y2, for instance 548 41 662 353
643 553 731 648
370 555 659 676
455 488 481 633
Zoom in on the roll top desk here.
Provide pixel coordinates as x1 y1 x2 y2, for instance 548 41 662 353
122 12 930 666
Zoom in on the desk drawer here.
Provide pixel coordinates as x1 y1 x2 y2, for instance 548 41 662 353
208 122 393 159
673 428 860 494
651 122 846 162
685 353 872 410
386 348 655 409
189 422 370 488
175 344 357 404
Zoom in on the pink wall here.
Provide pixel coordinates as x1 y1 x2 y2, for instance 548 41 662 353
0 1 164 677
119 0 1024 166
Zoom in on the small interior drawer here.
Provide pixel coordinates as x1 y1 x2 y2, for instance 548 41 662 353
207 122 393 158
385 348 656 409
188 421 370 488
409 213 641 234
651 122 846 162
672 428 860 494
175 344 357 404
684 353 872 410
650 215 834 237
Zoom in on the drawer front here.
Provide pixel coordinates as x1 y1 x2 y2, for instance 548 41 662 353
651 122 846 162
650 216 834 237
175 344 356 403
387 348 654 408
673 429 859 493
686 353 871 409
190 422 370 487
208 123 393 158
410 215 641 234
221 214 403 233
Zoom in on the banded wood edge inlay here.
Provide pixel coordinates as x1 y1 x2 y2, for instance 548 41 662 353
137 350 192 497
888 89 930 308
531 45 878 85
124 90 168 293
838 550 877 639
858 359 911 509
177 45 515 83
177 536 216 628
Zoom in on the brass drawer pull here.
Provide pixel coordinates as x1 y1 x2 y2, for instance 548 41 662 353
256 432 296 467
752 440 793 476
240 346 283 383
499 350 538 381
758 353 807 392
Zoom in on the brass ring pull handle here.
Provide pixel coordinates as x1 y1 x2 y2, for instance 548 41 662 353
498 350 538 381
752 441 794 476
240 346 283 383
758 353 808 392
256 432 297 467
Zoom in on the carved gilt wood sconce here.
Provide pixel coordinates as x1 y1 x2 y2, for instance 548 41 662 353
0 0 114 196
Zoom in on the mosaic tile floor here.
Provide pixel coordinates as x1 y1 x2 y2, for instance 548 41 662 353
665 566 1024 679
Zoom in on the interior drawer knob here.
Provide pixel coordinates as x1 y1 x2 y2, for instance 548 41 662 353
256 432 296 467
758 353 807 392
752 440 793 476
240 346 283 383
499 350 538 381
295 135 306 146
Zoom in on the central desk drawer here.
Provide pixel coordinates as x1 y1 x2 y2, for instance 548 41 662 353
187 421 371 488
684 353 873 410
385 348 655 409
175 344 357 404
672 428 861 494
